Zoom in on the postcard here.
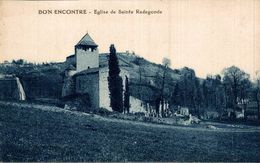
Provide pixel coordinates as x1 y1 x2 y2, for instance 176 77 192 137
0 0 260 162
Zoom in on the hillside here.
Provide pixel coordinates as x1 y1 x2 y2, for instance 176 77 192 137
0 62 66 100
99 53 183 102
1 102 260 162
0 53 183 102
100 52 181 83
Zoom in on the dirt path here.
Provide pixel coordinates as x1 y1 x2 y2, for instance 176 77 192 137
1 101 260 133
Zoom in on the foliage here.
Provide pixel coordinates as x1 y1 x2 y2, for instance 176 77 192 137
250 73 260 120
202 75 225 113
162 57 171 68
62 93 91 112
0 61 64 100
1 56 260 121
108 44 123 113
93 107 112 116
12 59 26 65
222 66 251 108
170 67 201 115
124 75 130 113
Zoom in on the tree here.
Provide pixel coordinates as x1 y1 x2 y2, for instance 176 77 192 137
256 76 260 120
12 59 26 65
160 57 171 117
136 57 143 99
162 58 171 68
176 67 200 115
202 75 225 116
171 82 182 106
239 78 252 120
124 75 130 113
194 78 204 118
222 66 250 109
108 44 123 113
251 71 260 120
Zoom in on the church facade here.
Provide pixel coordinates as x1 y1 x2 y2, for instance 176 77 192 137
62 33 145 112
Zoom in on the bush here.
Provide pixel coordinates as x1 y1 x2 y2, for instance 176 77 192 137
134 112 145 117
93 107 111 116
62 93 91 113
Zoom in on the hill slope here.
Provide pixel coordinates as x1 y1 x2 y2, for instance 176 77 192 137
1 102 260 162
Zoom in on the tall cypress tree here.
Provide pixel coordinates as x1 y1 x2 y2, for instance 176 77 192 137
124 75 130 113
108 44 123 112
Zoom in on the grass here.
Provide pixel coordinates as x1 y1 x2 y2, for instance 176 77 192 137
0 103 260 162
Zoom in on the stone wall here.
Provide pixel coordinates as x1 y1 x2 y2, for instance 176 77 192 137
99 67 129 111
21 71 63 99
62 76 75 97
0 75 26 101
129 82 158 104
129 96 147 113
62 70 77 97
66 55 76 66
75 71 99 110
76 48 99 72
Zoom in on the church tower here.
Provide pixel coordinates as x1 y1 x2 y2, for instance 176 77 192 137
75 33 99 72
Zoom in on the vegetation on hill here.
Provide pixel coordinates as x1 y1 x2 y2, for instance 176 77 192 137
1 56 260 122
115 54 260 121
0 60 65 100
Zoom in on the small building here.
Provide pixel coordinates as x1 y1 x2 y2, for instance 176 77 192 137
66 55 76 67
180 107 189 116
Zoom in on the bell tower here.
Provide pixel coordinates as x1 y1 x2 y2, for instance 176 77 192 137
75 33 99 72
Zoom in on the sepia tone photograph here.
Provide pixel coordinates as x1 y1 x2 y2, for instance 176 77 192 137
0 0 260 162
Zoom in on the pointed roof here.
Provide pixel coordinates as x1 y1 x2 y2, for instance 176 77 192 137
76 33 98 47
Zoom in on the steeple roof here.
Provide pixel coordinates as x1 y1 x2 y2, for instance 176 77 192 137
76 33 98 46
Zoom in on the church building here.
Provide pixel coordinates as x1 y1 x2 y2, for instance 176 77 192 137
62 33 145 112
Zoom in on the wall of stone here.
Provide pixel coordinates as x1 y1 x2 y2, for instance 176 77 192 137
75 72 99 110
76 48 99 72
62 70 77 97
20 71 63 99
99 67 129 111
66 55 76 66
129 96 147 113
0 76 26 101
129 83 158 104
62 77 75 97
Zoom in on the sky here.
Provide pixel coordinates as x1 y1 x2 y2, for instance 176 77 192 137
0 0 259 78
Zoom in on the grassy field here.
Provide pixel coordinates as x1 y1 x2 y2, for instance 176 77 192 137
0 103 260 162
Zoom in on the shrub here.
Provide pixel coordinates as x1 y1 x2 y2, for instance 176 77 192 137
62 93 91 113
93 107 111 116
